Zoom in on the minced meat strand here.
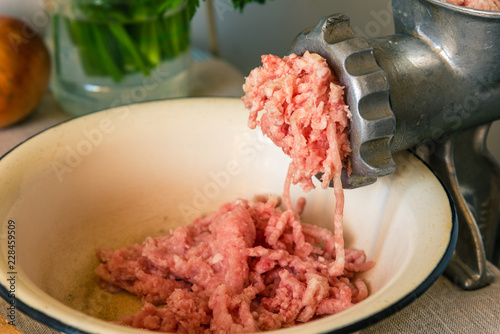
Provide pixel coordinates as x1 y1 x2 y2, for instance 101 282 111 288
96 196 373 333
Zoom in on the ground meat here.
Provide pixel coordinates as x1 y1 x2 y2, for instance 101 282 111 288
96 196 373 333
96 52 373 333
443 0 500 10
242 51 351 279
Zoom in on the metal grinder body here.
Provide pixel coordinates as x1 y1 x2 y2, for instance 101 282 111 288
289 0 500 290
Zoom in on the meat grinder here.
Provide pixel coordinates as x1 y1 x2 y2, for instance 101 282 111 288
289 0 500 290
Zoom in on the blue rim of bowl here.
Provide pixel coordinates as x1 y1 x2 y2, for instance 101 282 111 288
0 99 458 334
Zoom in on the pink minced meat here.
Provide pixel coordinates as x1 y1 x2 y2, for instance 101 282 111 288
242 51 352 278
96 52 373 333
444 0 500 10
95 196 373 333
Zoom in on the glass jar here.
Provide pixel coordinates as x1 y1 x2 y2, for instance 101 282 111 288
45 0 191 117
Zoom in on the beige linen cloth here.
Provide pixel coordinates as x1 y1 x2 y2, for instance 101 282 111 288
1 58 499 334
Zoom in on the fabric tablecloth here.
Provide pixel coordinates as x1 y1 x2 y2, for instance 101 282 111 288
1 57 499 334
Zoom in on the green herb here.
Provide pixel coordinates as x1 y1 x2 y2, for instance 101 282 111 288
231 0 268 11
52 0 267 82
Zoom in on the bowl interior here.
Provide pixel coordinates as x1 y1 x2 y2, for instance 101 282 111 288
0 98 455 333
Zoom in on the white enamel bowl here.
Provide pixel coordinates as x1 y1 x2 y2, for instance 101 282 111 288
0 98 456 333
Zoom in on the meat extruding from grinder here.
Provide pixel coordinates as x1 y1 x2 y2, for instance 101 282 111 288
242 51 352 277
